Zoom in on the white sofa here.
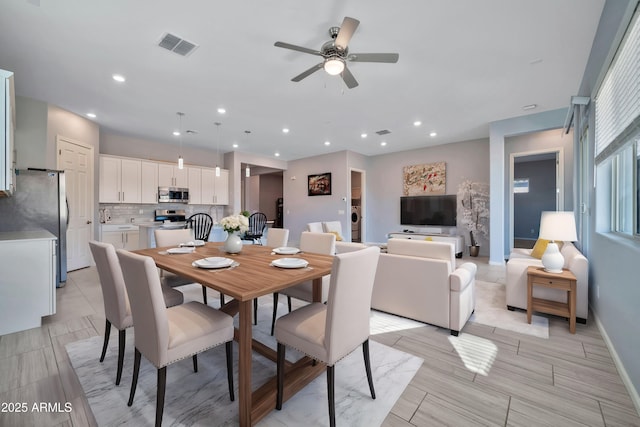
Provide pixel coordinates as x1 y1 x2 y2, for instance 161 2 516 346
371 239 477 335
506 242 588 322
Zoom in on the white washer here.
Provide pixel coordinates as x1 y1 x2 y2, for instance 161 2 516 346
351 206 361 242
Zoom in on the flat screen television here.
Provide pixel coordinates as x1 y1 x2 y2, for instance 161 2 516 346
400 195 457 226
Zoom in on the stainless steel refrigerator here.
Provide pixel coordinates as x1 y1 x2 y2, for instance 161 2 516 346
0 168 67 286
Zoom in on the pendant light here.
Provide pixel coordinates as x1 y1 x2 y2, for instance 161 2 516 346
244 130 251 177
176 112 185 169
214 122 221 177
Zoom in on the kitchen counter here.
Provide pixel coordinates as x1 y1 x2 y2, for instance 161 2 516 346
0 230 57 335
0 229 57 242
138 222 226 248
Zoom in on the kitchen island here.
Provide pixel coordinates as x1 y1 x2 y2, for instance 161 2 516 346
0 230 56 335
137 222 227 248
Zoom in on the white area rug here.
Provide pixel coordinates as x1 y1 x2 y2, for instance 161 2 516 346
469 280 549 339
66 290 423 426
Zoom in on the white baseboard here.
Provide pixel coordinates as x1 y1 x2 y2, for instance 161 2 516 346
591 305 640 416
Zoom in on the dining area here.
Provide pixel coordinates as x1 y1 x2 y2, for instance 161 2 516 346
86 228 385 427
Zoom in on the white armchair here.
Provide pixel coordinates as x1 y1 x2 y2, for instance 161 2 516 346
372 239 477 335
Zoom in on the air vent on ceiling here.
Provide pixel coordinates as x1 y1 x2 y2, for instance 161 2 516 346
375 129 391 135
158 32 199 57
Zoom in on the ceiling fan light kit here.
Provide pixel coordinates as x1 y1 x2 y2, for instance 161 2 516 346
324 57 345 75
274 16 399 89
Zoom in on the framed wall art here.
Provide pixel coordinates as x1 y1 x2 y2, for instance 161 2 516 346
403 162 446 195
308 173 332 196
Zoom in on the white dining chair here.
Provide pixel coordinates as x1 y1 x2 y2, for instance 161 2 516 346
88 241 183 385
266 227 290 248
270 231 336 335
305 222 324 233
275 246 381 427
154 228 216 305
117 249 235 427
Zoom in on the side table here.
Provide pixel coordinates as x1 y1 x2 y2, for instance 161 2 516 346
526 266 576 334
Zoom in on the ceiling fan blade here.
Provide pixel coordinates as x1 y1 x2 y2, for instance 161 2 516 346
348 53 399 63
334 16 360 49
274 41 321 56
341 66 359 89
291 63 324 82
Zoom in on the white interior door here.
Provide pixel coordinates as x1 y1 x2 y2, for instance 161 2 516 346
58 136 94 271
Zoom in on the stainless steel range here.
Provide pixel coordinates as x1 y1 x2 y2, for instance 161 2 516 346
154 209 186 223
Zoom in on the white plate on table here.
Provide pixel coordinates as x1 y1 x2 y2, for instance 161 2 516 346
179 240 205 247
273 247 301 255
271 258 309 269
193 257 235 269
166 247 195 254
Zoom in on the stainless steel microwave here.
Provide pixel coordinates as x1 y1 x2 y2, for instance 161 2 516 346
158 187 189 203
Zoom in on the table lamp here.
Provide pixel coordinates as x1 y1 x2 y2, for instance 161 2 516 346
538 211 578 273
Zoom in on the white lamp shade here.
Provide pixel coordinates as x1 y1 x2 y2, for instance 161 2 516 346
538 211 577 273
178 156 184 170
538 211 577 242
324 58 345 75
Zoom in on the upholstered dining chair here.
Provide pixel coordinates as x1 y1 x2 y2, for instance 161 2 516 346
88 241 184 386
275 246 381 427
185 212 213 241
305 222 324 233
266 227 290 248
116 249 235 427
322 220 344 241
270 231 336 335
245 212 267 244
154 228 215 305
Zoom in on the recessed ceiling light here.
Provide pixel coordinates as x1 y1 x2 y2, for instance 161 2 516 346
324 141 331 146
86 113 96 118
282 128 290 133
217 107 226 114
522 104 537 110
361 133 367 138
275 152 280 157
380 141 387 146
173 131 180 136
413 121 422 127
429 131 437 137
232 143 238 148
112 74 125 83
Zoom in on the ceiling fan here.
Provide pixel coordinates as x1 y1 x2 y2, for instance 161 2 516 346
274 16 399 89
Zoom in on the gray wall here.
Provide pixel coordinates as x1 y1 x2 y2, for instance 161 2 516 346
582 0 640 403
283 151 349 246
367 139 490 252
258 173 283 221
513 159 556 239
100 132 220 168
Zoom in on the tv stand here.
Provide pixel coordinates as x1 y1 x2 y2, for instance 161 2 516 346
387 231 465 258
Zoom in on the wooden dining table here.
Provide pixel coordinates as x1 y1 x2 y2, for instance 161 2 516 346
134 242 334 426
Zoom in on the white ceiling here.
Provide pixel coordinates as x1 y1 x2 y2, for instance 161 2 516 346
0 0 605 161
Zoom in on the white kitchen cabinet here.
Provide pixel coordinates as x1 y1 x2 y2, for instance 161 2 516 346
141 160 159 204
202 167 229 205
0 231 56 335
99 155 141 203
0 69 15 197
188 166 202 204
100 224 140 250
158 163 188 188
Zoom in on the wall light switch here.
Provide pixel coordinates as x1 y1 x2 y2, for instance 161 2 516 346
338 210 345 215
139 209 144 214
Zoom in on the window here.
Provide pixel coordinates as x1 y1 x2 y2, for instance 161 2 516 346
594 8 640 237
610 141 636 235
513 178 529 193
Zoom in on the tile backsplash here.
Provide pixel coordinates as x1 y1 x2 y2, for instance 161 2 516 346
98 204 228 224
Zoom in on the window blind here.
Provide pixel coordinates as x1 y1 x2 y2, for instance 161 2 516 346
595 9 640 163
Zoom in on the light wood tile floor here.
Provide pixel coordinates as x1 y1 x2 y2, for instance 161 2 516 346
0 257 638 426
